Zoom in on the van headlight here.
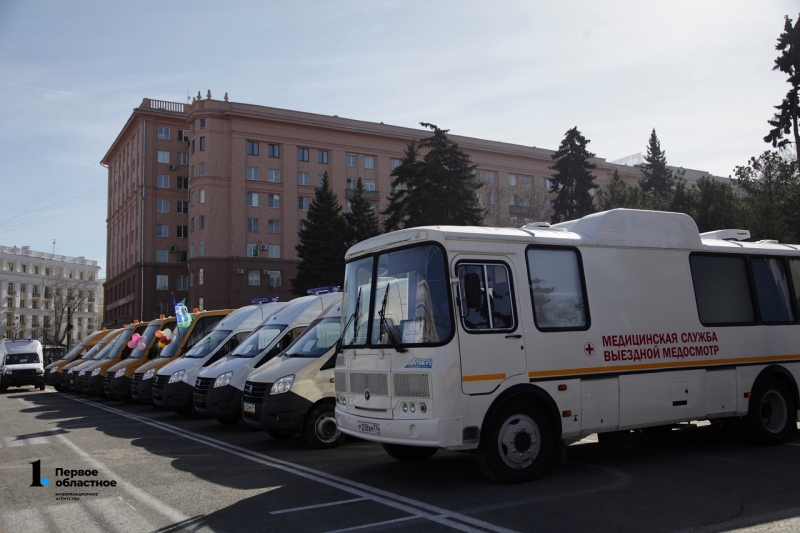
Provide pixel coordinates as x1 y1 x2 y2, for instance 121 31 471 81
91 368 101 377
142 369 155 381
79 368 86 376
270 375 295 395
213 371 233 388
67 368 74 374
168 369 185 384
114 369 126 378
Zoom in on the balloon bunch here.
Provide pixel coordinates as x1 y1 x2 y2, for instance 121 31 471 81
155 329 174 347
127 333 147 350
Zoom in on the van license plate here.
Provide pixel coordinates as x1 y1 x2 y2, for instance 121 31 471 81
357 421 380 435
243 402 256 414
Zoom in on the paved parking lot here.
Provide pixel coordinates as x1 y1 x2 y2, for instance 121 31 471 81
1 388 799 533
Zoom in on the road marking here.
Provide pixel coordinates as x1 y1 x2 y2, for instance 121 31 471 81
64 395 517 533
2 498 158 533
1 508 51 533
271 497 369 515
1 436 50 447
326 515 420 533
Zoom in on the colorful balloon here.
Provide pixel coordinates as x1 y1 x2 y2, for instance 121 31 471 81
131 333 141 343
138 342 147 350
127 340 136 349
155 330 164 338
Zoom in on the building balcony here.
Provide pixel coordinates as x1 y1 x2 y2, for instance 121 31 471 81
510 205 532 215
345 189 381 200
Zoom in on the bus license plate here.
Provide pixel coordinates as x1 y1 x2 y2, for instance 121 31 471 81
243 402 256 414
357 421 380 435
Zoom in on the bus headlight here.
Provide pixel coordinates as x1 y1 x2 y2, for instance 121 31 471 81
114 369 126 378
143 369 155 381
168 369 185 384
214 371 233 388
336 393 346 407
270 375 295 395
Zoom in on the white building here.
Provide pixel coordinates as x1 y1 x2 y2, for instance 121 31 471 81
1 246 101 345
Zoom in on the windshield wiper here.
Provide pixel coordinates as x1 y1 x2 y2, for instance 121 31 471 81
336 287 361 354
379 283 407 353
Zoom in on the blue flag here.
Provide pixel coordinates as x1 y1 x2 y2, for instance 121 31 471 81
174 298 193 329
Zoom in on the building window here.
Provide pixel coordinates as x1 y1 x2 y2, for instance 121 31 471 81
199 118 206 129
33 266 39 275
200 189 206 203
178 129 189 142
199 242 205 256
390 159 401 171
247 141 259 155
156 199 169 213
346 154 357 167
156 224 169 237
364 179 376 191
157 127 170 140
156 275 169 291
199 163 206 176
246 192 259 207
523 176 532 188
248 270 261 286
177 251 187 263
318 174 325 187
268 219 280 233
489 193 496 205
199 136 206 151
298 172 309 185
177 225 188 238
199 269 204 286
176 275 188 291
543 178 551 191
268 144 280 158
299 220 307 233
156 250 169 263
191 140 195 155
509 195 516 206
318 150 328 164
246 244 259 257
364 156 374 169
178 176 188 189
268 194 280 208
346 201 352 213
346 178 357 190
199 215 205 229
509 174 517 187
178 153 188 165
267 270 282 287
268 169 280 183
247 167 259 180
487 171 496 184
268 245 280 258
157 151 170 164
247 218 259 232
510 216 518 228
298 147 309 162
156 175 169 188
298 197 310 211
177 201 189 214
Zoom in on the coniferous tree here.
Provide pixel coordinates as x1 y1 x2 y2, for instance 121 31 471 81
764 15 800 164
549 126 597 223
668 172 698 217
640 128 674 198
598 169 643 210
382 123 484 229
692 176 741 233
735 151 798 242
291 172 349 295
345 178 381 244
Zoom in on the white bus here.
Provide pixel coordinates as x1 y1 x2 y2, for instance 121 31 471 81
334 209 800 483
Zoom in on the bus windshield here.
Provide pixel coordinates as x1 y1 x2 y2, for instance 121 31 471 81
231 325 285 358
185 330 232 358
342 244 451 348
284 318 341 358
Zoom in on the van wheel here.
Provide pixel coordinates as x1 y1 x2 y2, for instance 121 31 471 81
39 382 46 391
216 415 240 425
268 430 294 440
54 385 63 392
476 399 553 484
303 404 346 449
381 443 438 461
747 376 797 445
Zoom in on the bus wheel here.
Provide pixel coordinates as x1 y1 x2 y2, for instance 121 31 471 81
747 376 796 445
381 443 437 461
477 400 553 484
303 404 346 449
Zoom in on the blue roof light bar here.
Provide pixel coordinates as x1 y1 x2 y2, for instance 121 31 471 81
252 297 280 304
306 286 340 295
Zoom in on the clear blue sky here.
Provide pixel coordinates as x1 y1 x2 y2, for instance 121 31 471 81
0 0 796 278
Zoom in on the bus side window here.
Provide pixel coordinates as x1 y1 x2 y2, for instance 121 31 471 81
457 263 516 332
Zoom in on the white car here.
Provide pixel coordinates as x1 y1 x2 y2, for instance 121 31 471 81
0 339 45 392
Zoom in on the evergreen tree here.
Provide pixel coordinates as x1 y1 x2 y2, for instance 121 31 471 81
291 172 349 296
764 15 800 164
640 129 674 198
382 123 484 229
598 169 644 210
668 172 698 217
549 126 598 223
345 178 381 244
692 176 741 233
735 151 798 242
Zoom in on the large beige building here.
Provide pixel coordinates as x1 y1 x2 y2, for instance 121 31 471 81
101 95 642 325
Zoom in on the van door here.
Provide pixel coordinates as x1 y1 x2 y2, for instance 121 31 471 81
454 257 526 394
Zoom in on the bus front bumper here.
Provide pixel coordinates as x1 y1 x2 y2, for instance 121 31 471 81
335 409 468 449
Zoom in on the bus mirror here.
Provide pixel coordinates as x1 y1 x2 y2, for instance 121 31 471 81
464 273 483 309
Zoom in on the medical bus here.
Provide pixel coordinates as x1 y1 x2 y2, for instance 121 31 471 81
334 209 800 483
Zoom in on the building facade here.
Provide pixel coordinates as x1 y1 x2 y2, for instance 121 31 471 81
0 246 101 345
102 96 643 324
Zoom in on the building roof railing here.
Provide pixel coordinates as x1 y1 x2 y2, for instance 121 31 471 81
0 246 99 267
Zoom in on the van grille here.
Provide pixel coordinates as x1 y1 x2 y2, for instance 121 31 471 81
334 371 347 393
243 381 268 404
193 377 214 409
152 374 169 400
349 372 388 396
130 373 142 399
393 373 430 398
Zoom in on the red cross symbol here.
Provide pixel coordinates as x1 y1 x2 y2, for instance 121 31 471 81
584 342 595 357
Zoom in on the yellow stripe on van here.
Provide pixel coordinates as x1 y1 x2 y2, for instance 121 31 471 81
528 353 800 379
462 373 506 382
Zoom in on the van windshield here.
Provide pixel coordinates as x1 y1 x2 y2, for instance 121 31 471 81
127 324 162 359
284 318 341 358
80 342 105 360
185 330 231 358
92 343 114 360
231 325 285 358
5 353 39 365
60 344 85 361
104 332 131 359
